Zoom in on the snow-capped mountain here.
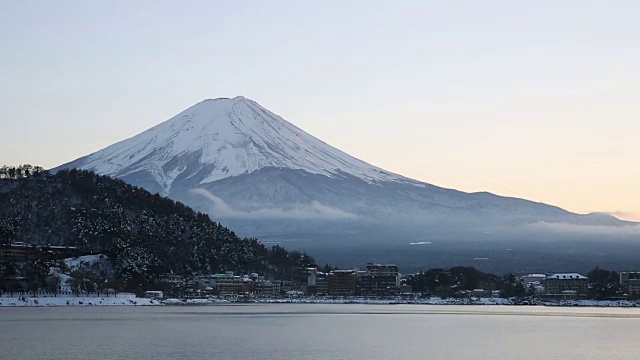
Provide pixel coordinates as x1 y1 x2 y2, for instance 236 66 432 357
56 96 638 271
64 96 411 195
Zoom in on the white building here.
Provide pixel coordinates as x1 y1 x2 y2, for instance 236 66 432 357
544 273 588 298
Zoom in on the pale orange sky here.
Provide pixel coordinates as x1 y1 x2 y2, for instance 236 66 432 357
311 82 640 221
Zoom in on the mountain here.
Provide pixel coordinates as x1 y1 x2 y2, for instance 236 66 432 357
55 96 640 273
58 96 412 193
0 168 317 291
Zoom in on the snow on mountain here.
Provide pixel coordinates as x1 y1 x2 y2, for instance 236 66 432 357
65 96 410 195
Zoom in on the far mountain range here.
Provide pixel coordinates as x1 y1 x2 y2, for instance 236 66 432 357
55 96 640 273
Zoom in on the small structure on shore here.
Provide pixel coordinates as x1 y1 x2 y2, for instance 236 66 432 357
144 291 164 300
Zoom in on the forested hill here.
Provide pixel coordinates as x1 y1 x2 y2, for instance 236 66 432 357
0 166 316 283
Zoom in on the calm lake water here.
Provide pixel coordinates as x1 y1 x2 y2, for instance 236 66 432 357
2 304 640 359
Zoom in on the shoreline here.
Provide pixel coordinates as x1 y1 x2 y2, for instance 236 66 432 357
2 295 638 308
257 297 640 308
0 295 160 307
161 296 640 308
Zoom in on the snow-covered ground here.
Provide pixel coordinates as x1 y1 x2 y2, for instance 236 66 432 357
256 297 640 307
49 254 114 293
543 299 639 307
64 254 109 270
161 298 231 305
257 297 514 305
0 295 159 307
2 295 638 307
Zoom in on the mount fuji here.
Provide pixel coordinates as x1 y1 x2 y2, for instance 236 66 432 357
56 96 639 272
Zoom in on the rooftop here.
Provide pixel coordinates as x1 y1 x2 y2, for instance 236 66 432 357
547 273 588 280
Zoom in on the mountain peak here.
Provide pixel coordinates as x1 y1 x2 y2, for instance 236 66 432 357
56 97 409 195
201 95 251 103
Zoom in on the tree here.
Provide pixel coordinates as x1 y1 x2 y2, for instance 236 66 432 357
45 276 61 296
0 219 15 244
500 274 526 298
587 267 623 300
24 259 49 295
69 272 85 296
1 167 322 290
1 261 17 278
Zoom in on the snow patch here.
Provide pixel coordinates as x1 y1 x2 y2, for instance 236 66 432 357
64 254 109 270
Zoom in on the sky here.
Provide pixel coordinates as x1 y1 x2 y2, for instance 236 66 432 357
1 1 638 221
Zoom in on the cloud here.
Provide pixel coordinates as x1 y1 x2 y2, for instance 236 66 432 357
527 221 640 236
190 188 358 220
601 211 640 221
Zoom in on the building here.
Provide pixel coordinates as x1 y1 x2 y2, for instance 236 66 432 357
316 274 329 295
307 268 317 287
472 289 490 297
241 278 255 294
193 274 219 291
144 291 164 299
328 270 357 296
306 268 329 295
190 272 254 295
254 280 275 296
155 273 185 288
306 268 318 295
0 244 31 262
215 273 252 295
216 277 245 294
619 272 640 297
272 280 296 294
522 274 547 285
0 242 81 263
359 264 400 297
544 273 588 298
521 273 547 294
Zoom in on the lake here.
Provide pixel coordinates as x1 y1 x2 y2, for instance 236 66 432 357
2 304 640 359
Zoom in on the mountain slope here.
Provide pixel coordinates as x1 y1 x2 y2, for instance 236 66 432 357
55 97 639 271
0 168 316 286
60 96 411 196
